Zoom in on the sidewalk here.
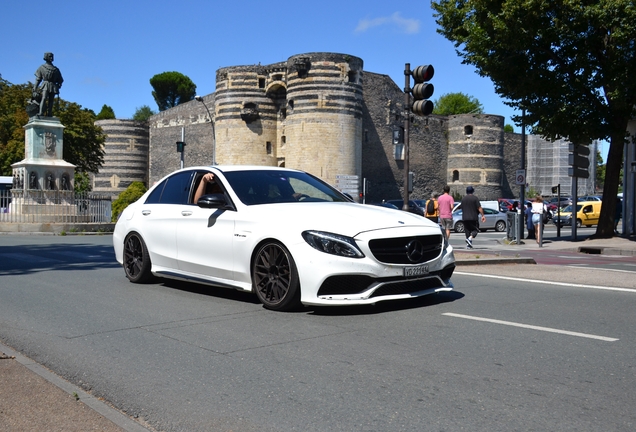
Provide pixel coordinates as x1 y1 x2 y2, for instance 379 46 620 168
454 232 636 265
0 343 152 432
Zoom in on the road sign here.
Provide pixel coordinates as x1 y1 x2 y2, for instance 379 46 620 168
515 169 526 185
335 174 359 190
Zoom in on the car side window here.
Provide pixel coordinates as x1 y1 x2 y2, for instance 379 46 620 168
191 171 224 204
145 171 194 205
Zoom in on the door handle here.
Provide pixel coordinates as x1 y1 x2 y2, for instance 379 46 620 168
142 210 151 216
181 211 193 216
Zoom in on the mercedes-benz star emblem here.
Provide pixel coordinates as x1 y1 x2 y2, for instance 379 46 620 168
406 240 425 263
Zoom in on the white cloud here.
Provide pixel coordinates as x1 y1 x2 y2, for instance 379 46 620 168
355 12 420 34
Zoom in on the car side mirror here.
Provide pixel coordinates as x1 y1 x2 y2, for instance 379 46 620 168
198 193 229 209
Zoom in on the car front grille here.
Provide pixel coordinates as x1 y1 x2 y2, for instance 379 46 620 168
368 235 442 264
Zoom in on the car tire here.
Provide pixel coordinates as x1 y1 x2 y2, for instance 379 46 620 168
454 222 465 233
495 220 506 232
123 232 153 283
576 219 582 228
252 241 301 312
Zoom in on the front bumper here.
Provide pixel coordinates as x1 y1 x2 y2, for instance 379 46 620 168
297 227 456 306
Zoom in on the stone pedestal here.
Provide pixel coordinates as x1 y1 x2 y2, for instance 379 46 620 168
10 117 76 220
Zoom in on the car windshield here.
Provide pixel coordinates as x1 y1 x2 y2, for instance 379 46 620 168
562 205 582 213
223 170 350 205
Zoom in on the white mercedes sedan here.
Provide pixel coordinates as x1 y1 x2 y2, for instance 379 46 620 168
113 166 455 311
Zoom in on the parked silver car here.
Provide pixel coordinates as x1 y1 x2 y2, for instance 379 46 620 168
452 208 507 233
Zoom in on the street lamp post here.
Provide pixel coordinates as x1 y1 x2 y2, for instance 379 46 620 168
195 95 216 165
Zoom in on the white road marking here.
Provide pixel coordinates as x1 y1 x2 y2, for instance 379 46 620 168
443 313 619 342
454 271 636 293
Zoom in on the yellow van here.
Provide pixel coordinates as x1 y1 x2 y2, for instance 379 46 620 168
553 201 602 228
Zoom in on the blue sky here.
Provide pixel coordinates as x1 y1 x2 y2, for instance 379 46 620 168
1 0 608 160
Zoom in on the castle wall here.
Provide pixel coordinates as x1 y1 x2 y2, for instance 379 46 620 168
360 72 448 203
122 52 526 204
148 99 215 186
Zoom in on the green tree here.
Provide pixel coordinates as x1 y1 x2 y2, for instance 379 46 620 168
132 105 156 121
74 171 92 193
111 181 147 221
0 80 30 174
432 92 483 115
150 71 196 111
504 124 514 133
432 0 636 238
95 104 115 120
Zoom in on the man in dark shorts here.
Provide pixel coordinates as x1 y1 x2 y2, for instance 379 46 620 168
460 186 486 249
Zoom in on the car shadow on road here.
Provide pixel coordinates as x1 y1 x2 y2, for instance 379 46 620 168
160 279 262 305
159 278 465 315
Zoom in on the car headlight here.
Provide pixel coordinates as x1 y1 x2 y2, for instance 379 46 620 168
302 230 365 258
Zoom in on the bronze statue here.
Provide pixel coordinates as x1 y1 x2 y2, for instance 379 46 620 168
33 52 64 117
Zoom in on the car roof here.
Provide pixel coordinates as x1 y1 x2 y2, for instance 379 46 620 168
185 165 305 174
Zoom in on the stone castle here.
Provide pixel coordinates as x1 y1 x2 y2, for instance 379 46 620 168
94 52 523 202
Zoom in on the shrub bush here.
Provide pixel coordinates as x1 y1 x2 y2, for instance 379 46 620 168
111 182 147 222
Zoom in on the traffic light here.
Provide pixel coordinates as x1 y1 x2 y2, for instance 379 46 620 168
568 143 590 178
410 65 434 116
176 141 186 153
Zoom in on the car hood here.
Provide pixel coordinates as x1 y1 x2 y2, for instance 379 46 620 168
242 202 439 237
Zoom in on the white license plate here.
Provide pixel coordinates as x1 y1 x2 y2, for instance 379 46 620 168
404 264 429 277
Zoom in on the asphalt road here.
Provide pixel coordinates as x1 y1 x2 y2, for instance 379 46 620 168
1 235 635 431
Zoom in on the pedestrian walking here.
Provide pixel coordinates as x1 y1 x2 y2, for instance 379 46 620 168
438 185 454 238
531 195 544 245
525 202 535 239
614 198 622 235
460 186 486 249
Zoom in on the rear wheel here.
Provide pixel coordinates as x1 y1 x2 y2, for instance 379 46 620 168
495 220 506 232
576 219 582 228
123 233 153 283
454 221 465 233
252 241 301 311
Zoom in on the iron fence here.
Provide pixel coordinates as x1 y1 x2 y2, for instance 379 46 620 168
0 190 112 223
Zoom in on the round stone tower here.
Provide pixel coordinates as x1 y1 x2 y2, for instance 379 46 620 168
447 114 505 200
213 53 364 185
93 119 149 197
214 63 285 166
284 53 364 184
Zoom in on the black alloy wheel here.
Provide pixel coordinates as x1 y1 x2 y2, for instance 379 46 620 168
123 233 153 283
252 242 301 311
